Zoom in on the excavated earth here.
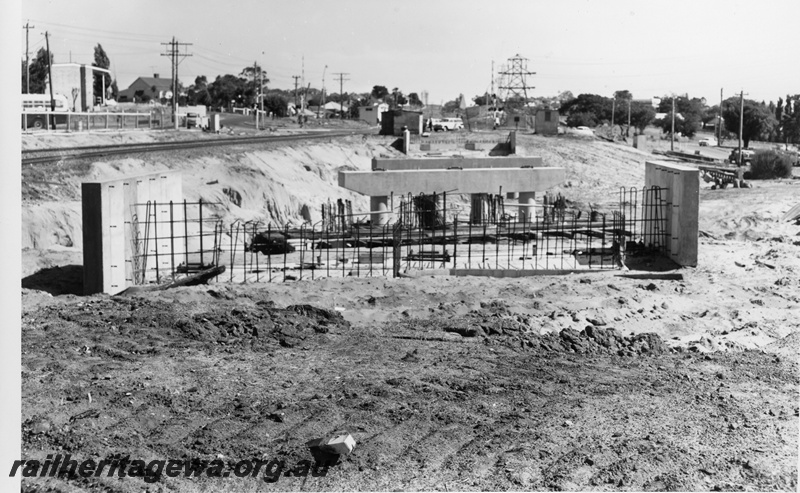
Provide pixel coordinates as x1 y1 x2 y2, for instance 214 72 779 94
19 129 800 492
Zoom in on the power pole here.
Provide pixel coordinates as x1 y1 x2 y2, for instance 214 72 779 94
23 21 34 94
671 97 675 152
626 97 631 137
737 90 748 166
334 72 349 118
292 75 300 107
161 37 192 129
260 65 265 122
490 60 494 107
253 60 259 130
318 65 327 118
718 88 723 146
611 98 616 136
45 31 54 129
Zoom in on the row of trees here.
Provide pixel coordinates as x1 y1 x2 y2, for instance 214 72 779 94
558 90 800 146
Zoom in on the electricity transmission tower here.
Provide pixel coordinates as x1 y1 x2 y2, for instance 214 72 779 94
499 54 536 105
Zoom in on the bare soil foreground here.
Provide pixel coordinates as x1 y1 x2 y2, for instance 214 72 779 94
20 129 800 491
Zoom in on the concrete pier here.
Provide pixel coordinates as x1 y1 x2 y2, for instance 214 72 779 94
518 191 536 222
370 196 391 225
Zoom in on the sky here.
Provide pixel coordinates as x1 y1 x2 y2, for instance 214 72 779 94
17 0 800 105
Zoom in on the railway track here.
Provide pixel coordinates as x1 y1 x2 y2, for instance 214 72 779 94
21 130 370 165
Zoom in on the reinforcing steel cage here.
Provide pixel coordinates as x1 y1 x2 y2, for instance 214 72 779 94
130 187 669 286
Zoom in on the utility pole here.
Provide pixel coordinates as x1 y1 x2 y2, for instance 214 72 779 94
334 72 350 118
23 21 34 93
318 65 327 118
626 99 631 137
490 60 494 107
260 65 265 123
161 37 192 129
254 60 259 130
671 97 675 152
292 75 300 107
611 98 616 136
737 90 748 166
718 88 723 146
45 31 54 129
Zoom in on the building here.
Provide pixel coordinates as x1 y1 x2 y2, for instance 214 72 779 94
359 103 389 125
534 108 559 136
117 75 174 103
45 63 111 111
380 109 423 136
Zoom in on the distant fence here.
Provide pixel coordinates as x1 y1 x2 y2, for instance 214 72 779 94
21 109 169 133
128 187 669 286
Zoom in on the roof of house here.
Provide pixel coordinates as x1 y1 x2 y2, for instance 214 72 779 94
127 77 174 91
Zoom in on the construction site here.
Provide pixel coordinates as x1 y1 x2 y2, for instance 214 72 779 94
18 116 800 491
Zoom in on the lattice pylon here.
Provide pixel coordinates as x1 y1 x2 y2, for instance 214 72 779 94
499 54 536 104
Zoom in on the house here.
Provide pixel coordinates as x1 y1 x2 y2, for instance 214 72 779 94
323 101 348 113
117 75 174 103
534 108 559 136
45 63 111 111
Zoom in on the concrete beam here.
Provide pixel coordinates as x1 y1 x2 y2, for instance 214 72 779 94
339 167 565 196
372 156 543 171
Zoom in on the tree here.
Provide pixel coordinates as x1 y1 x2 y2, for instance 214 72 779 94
722 98 777 148
629 101 656 134
441 98 461 115
109 79 119 100
263 94 289 117
473 94 491 106
560 93 612 124
566 112 597 128
780 95 800 144
407 92 423 107
27 48 51 94
187 75 211 106
93 44 111 102
656 95 704 138
371 85 389 101
208 74 248 109
613 89 632 101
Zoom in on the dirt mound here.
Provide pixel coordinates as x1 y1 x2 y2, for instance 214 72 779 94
25 296 350 355
433 308 668 356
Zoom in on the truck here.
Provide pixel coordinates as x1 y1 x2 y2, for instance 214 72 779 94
729 148 755 165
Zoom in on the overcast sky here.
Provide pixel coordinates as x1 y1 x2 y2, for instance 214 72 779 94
18 0 800 105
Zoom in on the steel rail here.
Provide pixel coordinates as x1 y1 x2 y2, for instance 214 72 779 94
22 130 370 166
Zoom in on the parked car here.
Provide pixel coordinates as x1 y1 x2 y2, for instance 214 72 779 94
246 232 295 255
186 113 199 128
729 148 755 165
698 138 717 147
433 118 464 131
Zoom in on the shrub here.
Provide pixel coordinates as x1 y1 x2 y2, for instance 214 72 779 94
749 150 793 179
566 112 596 128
